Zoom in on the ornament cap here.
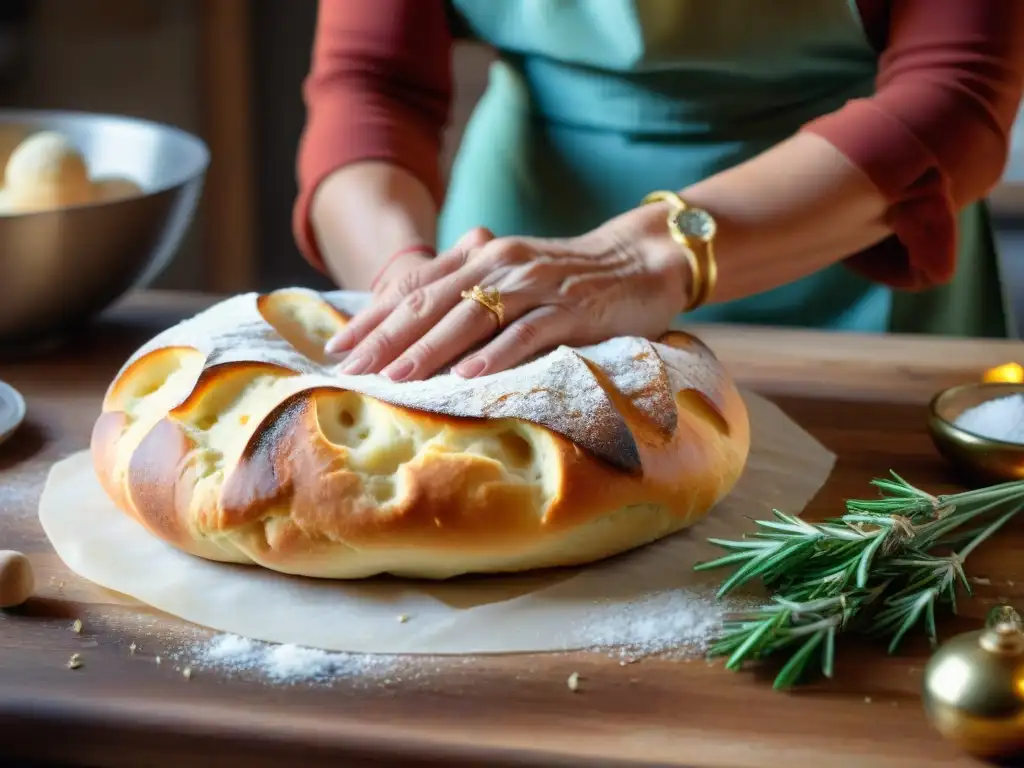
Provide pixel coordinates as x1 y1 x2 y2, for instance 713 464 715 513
985 604 1023 631
980 604 1024 655
978 624 1024 655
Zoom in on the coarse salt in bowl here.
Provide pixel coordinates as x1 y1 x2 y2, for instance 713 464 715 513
928 382 1024 484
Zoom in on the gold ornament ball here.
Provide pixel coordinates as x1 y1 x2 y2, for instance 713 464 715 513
922 607 1024 760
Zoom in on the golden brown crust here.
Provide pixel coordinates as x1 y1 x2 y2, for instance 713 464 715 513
127 418 200 549
103 346 202 411
90 289 750 579
221 391 555 548
90 411 130 514
256 288 350 364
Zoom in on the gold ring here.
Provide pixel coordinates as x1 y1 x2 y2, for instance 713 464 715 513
460 285 505 326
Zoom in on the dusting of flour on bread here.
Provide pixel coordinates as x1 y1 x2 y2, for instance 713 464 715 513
109 289 731 472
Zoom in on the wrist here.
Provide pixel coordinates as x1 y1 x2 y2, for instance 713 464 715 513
607 203 695 313
311 162 439 290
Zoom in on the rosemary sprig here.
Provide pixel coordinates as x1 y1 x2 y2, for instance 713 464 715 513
695 472 1024 689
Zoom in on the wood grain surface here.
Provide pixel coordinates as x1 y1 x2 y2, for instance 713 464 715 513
2 291 1024 768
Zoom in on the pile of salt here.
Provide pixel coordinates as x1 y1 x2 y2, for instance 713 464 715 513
953 393 1024 444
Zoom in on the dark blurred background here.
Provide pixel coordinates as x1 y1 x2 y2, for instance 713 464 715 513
0 0 1021 331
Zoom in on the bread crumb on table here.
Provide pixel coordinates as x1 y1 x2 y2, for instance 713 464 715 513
67 653 82 670
567 672 581 692
71 619 82 634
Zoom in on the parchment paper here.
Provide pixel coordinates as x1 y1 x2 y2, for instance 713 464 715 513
38 389 834 655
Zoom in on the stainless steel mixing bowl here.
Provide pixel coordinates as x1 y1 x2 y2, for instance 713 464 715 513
0 109 209 349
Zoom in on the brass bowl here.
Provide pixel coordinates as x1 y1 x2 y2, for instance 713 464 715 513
928 382 1024 485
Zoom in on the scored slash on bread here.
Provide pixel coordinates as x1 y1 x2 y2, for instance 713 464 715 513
90 288 750 580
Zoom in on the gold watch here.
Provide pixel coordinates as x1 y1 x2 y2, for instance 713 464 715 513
641 190 719 311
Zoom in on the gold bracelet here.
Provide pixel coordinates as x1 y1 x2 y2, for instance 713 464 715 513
641 190 686 208
674 241 703 315
641 190 719 312
643 190 706 311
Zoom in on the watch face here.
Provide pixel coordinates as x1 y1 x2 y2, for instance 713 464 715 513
672 207 716 242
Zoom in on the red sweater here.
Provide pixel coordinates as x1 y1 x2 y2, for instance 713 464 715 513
295 0 1024 291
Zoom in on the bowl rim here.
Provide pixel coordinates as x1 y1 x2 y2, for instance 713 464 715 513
928 381 1024 451
0 108 211 214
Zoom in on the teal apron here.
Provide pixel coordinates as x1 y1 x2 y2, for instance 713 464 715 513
439 0 1011 338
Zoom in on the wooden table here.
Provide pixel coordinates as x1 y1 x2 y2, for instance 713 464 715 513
2 290 1024 768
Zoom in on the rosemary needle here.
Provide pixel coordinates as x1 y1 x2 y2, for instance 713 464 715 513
695 472 1024 689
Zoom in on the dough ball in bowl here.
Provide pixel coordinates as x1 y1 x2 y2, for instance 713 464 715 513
5 130 90 188
3 130 97 212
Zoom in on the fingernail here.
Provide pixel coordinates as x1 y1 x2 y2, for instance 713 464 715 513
325 331 352 355
338 355 369 375
384 359 414 382
455 358 486 378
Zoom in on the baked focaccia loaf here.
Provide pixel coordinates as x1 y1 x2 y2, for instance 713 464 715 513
91 288 750 580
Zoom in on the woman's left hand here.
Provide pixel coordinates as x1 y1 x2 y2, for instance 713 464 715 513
325 211 689 381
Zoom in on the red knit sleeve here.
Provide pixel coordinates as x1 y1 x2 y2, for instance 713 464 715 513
293 0 454 271
804 0 1024 290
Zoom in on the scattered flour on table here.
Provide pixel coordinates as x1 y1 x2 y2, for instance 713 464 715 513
182 587 752 684
2 462 49 522
555 588 756 661
954 393 1024 444
195 634 408 685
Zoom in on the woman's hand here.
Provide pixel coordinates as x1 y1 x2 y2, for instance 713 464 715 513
368 248 436 299
325 208 690 381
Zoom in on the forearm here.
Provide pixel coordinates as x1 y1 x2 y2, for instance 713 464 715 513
295 0 453 282
311 161 438 291
627 132 891 306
